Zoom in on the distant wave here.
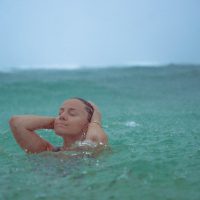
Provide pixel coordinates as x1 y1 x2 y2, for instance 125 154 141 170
0 64 82 72
0 62 199 72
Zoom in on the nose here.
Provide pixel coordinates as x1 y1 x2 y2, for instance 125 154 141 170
59 111 68 121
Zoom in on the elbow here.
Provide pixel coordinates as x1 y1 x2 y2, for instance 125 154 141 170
101 134 108 145
9 116 20 128
9 116 23 137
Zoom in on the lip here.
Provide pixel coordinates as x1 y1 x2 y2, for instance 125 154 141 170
55 123 67 127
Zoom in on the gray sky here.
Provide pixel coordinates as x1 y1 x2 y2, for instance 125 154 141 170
0 0 200 69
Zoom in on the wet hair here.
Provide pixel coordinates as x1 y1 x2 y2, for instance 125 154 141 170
72 97 94 122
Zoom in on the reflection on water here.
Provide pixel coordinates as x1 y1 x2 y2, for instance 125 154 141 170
26 143 112 178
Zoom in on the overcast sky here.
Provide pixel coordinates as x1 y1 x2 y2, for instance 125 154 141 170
0 0 200 69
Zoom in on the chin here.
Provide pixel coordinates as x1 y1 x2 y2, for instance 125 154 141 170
54 127 68 137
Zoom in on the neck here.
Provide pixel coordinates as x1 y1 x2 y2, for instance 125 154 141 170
62 133 85 149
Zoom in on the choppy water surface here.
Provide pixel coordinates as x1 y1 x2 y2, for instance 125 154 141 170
0 65 200 200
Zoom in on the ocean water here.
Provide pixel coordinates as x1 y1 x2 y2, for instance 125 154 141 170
0 65 200 200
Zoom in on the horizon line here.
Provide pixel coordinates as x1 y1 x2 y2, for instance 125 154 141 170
0 62 200 72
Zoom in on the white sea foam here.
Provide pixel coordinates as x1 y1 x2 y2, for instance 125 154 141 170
0 64 82 72
124 121 139 127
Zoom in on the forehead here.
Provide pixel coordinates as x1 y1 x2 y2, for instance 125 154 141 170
61 99 86 110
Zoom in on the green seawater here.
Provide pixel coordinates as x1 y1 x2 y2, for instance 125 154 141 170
0 65 200 200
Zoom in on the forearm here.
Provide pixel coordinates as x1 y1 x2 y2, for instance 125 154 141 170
9 115 55 131
9 115 55 153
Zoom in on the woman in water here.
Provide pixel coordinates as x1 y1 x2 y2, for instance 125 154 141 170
9 97 108 154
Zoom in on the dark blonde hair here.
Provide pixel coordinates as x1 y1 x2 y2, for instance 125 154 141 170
72 97 94 122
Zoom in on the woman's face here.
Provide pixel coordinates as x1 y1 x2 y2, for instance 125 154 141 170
54 99 89 137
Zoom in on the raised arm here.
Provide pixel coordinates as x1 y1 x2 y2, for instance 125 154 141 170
86 103 108 145
9 115 55 153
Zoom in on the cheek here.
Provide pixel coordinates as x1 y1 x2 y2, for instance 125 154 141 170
71 118 88 129
72 120 85 128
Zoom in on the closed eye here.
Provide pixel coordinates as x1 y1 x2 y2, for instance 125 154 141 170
68 108 78 116
58 107 79 116
69 111 78 116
